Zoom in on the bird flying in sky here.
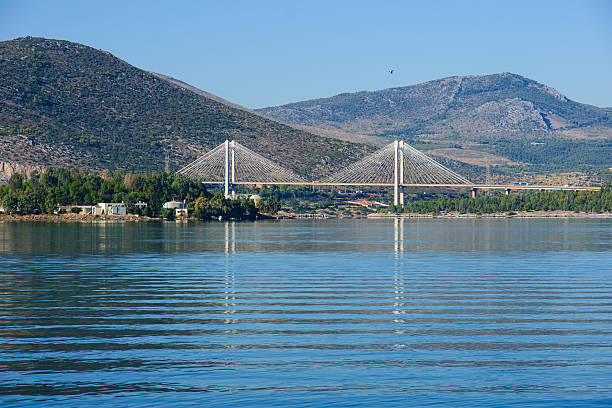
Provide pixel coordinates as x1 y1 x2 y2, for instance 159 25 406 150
389 69 394 74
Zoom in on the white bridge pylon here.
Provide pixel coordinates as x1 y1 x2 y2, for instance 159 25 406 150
177 140 307 197
321 140 472 206
178 140 472 205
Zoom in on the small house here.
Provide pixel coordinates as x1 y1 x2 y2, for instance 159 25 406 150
134 201 148 209
96 202 127 215
163 200 186 210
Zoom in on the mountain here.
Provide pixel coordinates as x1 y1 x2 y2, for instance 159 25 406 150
0 37 372 179
257 73 612 175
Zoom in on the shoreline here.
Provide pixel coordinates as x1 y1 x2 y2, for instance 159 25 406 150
368 210 612 219
0 213 152 222
1 210 612 222
0 213 277 223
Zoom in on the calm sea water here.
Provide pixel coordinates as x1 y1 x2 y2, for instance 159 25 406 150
1 218 612 407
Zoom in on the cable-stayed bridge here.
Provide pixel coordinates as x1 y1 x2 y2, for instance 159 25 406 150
178 140 600 206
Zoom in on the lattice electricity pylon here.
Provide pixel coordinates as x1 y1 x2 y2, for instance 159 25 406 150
178 140 306 197
321 141 472 205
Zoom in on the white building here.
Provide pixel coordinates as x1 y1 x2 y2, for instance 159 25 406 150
96 202 126 215
163 201 186 209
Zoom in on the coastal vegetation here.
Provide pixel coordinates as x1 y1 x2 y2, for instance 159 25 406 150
217 184 612 216
0 168 262 220
1 168 610 219
388 185 612 214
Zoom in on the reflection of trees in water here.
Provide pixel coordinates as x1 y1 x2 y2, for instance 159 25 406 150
0 221 239 255
0 219 606 257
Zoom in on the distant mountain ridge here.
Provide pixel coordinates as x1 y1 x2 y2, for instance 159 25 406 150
0 37 372 178
1 37 609 185
257 73 611 141
256 73 612 177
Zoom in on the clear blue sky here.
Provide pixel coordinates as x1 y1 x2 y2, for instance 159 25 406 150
2 0 611 108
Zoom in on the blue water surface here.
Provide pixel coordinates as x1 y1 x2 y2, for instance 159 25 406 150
1 218 611 407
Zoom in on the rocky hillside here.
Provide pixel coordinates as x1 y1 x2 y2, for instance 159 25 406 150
0 37 372 179
257 73 612 174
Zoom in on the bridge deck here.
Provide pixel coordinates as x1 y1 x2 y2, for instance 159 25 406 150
198 181 601 191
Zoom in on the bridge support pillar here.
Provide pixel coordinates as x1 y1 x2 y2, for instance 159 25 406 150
399 140 404 207
230 140 236 198
224 140 236 199
224 140 230 198
393 140 399 207
393 140 405 208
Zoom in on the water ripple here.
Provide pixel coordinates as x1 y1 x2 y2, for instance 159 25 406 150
1 219 612 407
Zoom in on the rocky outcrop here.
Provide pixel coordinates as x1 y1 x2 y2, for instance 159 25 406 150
0 161 43 179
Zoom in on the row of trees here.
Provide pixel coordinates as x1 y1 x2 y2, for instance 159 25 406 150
4 167 609 217
388 185 612 214
0 168 208 217
0 168 278 220
192 194 258 220
489 139 612 171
